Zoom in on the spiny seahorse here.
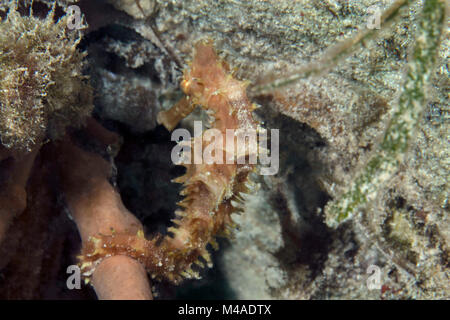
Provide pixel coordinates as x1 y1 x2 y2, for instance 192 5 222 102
78 40 263 284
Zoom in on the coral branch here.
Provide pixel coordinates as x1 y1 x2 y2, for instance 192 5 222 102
92 255 152 300
56 121 152 299
0 147 39 244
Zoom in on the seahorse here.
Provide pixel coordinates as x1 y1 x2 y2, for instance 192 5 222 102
78 40 262 284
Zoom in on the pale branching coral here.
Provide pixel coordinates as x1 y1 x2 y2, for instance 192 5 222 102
0 4 93 151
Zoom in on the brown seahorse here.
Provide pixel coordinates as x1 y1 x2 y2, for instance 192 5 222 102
78 40 262 284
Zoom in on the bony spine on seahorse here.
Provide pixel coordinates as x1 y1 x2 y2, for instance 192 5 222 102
78 40 264 284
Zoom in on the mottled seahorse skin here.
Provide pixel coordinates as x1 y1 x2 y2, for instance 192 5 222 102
78 40 262 284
